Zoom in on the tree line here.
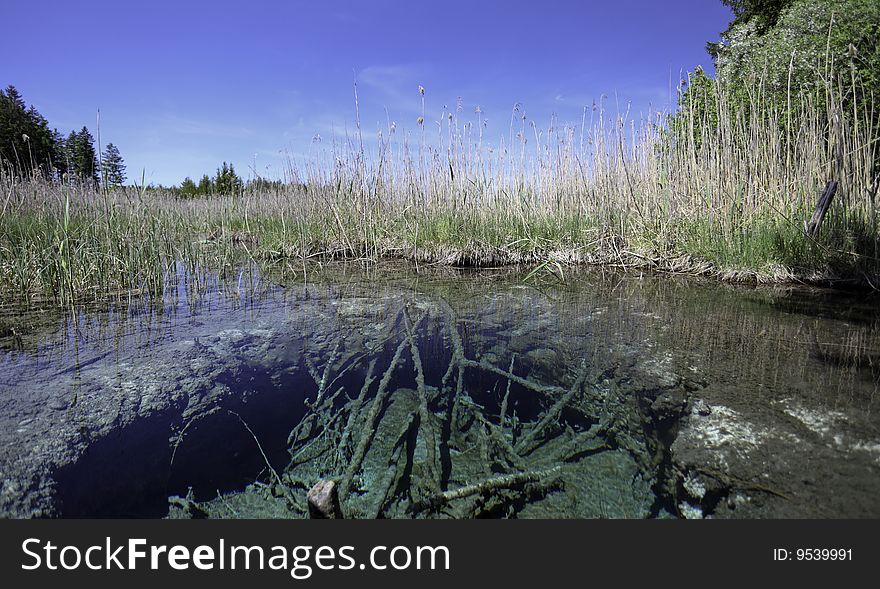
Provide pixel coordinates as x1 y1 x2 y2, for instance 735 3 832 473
177 162 244 197
172 165 287 197
1 85 271 197
0 85 126 187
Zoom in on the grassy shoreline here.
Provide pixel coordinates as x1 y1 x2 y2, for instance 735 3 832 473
2 75 878 303
1 185 876 307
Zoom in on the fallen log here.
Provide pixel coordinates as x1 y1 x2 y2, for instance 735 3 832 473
413 466 561 512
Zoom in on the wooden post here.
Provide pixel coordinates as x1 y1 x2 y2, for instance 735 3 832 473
805 180 838 239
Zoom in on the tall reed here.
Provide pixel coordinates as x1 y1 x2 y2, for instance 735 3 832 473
0 68 877 304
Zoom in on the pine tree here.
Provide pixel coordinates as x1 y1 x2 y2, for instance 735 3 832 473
65 127 99 184
101 143 126 187
213 162 242 195
0 86 29 171
0 85 66 176
179 177 198 197
197 174 213 195
50 129 68 178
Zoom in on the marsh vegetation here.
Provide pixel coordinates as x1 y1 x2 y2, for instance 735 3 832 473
1 1 877 306
2 64 878 307
1 0 879 520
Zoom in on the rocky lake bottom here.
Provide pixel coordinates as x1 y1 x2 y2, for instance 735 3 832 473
1 264 878 519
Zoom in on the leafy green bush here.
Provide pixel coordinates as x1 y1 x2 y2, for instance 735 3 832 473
714 0 879 109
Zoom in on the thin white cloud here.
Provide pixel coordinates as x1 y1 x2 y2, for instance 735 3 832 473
358 65 419 91
151 115 256 139
357 64 427 116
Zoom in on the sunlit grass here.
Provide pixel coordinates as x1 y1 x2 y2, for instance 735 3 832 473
1 70 877 304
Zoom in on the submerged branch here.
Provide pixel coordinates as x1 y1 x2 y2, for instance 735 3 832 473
413 466 562 512
405 308 439 493
460 358 567 396
338 357 378 461
514 362 590 454
373 410 419 519
341 314 425 497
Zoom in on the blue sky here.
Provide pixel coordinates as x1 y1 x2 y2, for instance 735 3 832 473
4 0 732 186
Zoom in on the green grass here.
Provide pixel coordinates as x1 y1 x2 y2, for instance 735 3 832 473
1 70 878 304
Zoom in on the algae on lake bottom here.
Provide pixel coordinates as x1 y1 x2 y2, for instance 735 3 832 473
1 265 878 518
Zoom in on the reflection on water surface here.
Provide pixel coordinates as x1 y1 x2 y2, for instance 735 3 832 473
1 264 877 518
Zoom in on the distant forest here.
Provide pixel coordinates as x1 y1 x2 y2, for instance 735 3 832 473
0 86 126 187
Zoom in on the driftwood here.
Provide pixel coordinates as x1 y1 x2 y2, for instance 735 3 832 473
337 358 378 460
499 354 516 430
405 310 439 492
274 301 632 519
373 410 419 518
552 425 607 462
805 180 838 239
414 466 562 511
514 362 588 454
461 358 567 396
169 295 651 520
340 314 425 496
461 400 525 471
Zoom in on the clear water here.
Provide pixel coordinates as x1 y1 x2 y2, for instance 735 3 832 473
0 264 877 518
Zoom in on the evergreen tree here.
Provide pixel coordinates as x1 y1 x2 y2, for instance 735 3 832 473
0 86 29 170
179 177 198 197
101 142 126 187
247 177 284 193
65 127 99 184
0 85 66 176
197 174 213 195
213 162 242 195
50 129 68 177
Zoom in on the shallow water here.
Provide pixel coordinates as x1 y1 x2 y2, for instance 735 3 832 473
0 264 878 518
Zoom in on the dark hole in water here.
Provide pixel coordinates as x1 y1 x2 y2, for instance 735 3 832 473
52 364 318 517
52 406 183 518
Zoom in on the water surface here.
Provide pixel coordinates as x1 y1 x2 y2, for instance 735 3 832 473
1 264 877 518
